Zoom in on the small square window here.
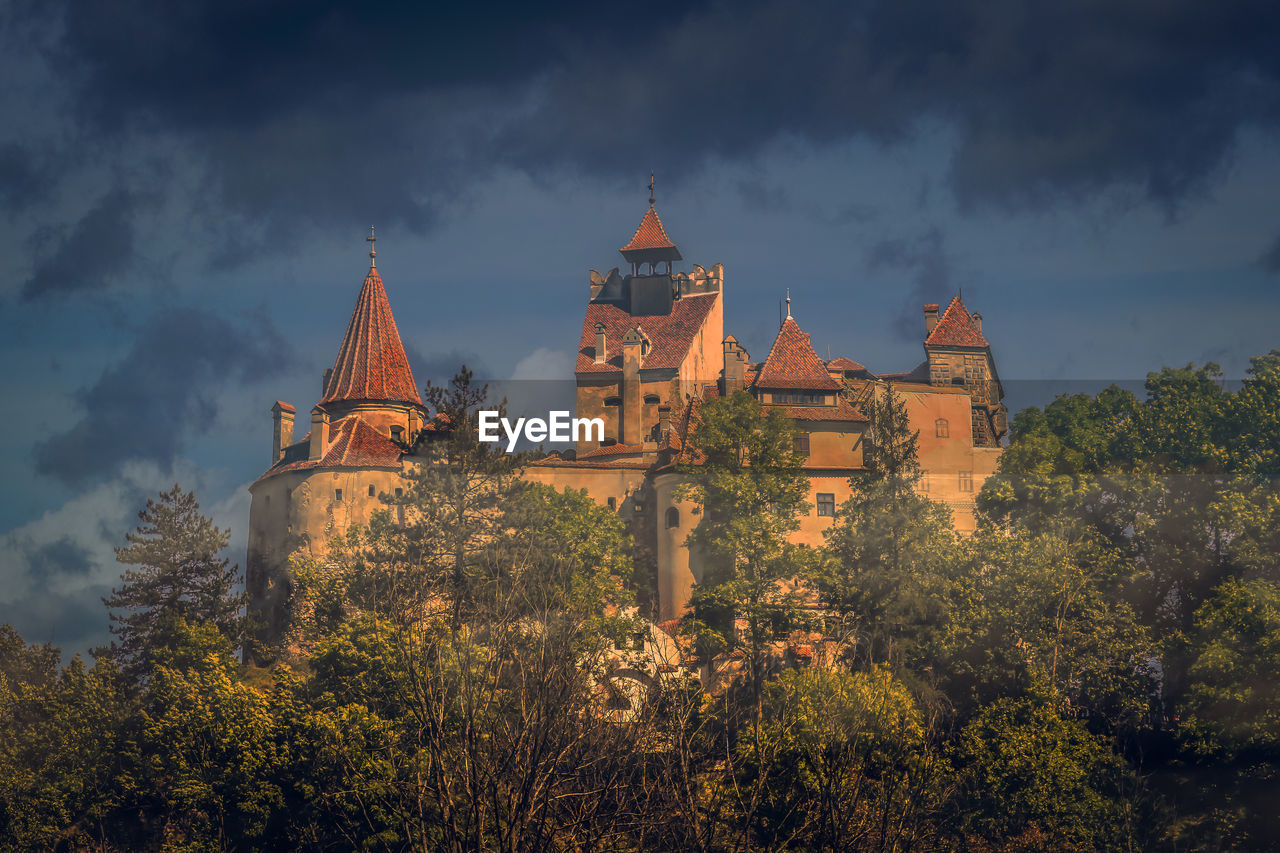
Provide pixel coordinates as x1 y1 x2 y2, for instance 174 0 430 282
335 488 343 501
607 497 617 510
395 487 403 498
368 484 376 497
795 434 810 456
959 472 973 493
817 493 835 517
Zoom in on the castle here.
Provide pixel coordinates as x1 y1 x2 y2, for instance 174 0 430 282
245 195 1007 641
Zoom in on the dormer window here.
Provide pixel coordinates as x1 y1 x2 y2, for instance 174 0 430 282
390 425 404 441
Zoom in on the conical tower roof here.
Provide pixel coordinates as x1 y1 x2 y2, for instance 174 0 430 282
320 264 422 406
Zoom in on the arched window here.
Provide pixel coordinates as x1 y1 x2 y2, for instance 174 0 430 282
665 507 680 529
935 417 949 438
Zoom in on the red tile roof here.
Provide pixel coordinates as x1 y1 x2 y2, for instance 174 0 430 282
320 266 423 406
272 400 296 413
827 356 866 372
576 443 644 459
924 295 989 348
576 292 719 375
766 398 868 422
754 317 841 391
621 206 677 253
256 416 405 482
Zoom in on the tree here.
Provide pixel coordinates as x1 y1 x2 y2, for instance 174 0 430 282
105 485 245 680
822 384 956 669
676 390 812 718
395 366 527 627
955 697 1139 850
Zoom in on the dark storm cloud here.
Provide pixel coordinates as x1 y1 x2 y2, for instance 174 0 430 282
33 308 295 485
404 343 488 385
865 227 958 339
21 189 142 301
0 143 46 210
15 0 1280 241
22 536 94 579
1261 233 1280 274
0 582 114 659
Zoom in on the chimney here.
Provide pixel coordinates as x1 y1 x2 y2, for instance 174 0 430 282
722 336 748 393
309 406 330 461
620 327 645 446
923 304 940 334
972 312 983 333
594 322 607 364
322 368 333 398
271 401 295 462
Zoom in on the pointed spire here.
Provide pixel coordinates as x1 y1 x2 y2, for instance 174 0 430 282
756 314 841 391
785 288 792 320
320 240 422 407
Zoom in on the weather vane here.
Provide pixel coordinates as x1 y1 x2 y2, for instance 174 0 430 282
786 288 792 319
367 225 376 266
648 172 655 207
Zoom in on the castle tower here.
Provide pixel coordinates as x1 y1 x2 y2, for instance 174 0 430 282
245 231 428 655
921 295 1007 445
571 182 724 456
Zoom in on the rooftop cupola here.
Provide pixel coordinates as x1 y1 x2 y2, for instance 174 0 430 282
619 173 682 277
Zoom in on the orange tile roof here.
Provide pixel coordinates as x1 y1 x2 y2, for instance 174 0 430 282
320 266 423 406
766 398 868 422
575 443 644 459
256 416 405 482
754 317 841 391
924 295 989 348
827 356 867 372
576 292 720 375
620 206 677 253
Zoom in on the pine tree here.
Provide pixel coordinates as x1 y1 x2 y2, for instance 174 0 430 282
105 485 245 679
394 366 526 626
822 384 955 668
676 390 813 718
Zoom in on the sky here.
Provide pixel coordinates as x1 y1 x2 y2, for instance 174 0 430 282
1 0 1278 657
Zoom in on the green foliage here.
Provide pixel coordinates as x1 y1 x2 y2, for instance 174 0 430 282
941 529 1153 728
5 351 1280 850
739 666 943 851
955 697 1137 849
105 485 245 680
822 385 957 669
1181 577 1280 760
676 390 812 711
0 642 133 851
139 620 287 849
397 366 527 626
